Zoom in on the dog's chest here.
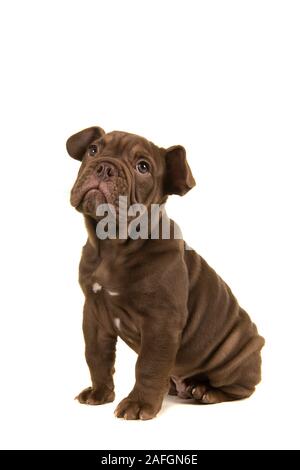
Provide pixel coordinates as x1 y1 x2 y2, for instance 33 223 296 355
95 286 141 349
92 256 131 292
80 243 160 348
89 258 143 347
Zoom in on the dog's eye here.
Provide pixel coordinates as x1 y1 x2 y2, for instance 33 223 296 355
88 144 98 156
136 160 150 174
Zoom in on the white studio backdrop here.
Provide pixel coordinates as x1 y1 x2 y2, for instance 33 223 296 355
0 0 299 450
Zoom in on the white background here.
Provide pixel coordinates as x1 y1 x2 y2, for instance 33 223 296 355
0 0 299 450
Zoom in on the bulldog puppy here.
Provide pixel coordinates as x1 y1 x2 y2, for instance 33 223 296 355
67 126 265 420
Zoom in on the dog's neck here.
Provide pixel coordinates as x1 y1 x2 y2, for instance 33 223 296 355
84 215 150 259
84 210 181 259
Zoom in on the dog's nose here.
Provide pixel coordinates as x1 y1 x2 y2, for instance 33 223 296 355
96 162 118 180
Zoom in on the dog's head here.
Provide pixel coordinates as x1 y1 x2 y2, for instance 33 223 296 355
67 126 195 219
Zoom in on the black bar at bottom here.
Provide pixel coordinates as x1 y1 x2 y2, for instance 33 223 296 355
0 449 284 464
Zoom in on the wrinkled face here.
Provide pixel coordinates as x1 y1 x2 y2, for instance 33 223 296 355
67 126 195 220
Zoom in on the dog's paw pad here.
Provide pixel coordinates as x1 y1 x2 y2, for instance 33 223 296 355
114 398 158 420
199 389 229 404
76 386 115 405
201 392 211 403
191 384 207 400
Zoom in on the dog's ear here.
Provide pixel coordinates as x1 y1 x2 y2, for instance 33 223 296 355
163 145 196 196
66 126 105 161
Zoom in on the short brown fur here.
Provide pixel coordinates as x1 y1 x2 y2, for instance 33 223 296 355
67 126 265 420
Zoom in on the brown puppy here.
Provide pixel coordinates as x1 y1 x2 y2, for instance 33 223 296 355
67 126 265 420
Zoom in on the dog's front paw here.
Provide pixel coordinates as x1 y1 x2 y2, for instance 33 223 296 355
114 396 161 420
75 385 115 405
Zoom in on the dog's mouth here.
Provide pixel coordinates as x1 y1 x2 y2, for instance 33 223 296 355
83 185 108 202
71 176 130 218
76 182 111 213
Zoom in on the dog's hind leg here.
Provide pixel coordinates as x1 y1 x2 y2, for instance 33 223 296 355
191 384 235 404
191 383 253 404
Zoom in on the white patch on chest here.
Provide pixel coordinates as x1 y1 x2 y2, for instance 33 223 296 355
107 290 119 296
92 282 102 293
114 317 121 330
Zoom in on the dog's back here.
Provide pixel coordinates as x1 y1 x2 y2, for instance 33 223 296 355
171 249 265 401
